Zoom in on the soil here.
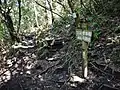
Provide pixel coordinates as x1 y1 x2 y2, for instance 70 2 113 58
0 17 120 90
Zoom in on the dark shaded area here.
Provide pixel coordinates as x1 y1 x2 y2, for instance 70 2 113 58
0 28 120 90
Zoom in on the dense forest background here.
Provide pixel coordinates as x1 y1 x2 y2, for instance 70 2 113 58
0 0 120 90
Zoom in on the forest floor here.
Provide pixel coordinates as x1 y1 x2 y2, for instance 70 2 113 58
0 17 120 90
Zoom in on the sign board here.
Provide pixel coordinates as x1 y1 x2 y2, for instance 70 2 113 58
76 30 92 43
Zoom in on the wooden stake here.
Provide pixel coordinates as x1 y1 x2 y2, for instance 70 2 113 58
82 41 88 78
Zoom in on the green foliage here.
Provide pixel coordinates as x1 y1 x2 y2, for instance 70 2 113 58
93 0 120 16
115 26 120 33
0 23 4 39
85 15 104 46
93 29 101 40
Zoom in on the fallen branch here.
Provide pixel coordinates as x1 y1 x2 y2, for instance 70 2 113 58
90 62 112 76
40 61 60 75
12 44 34 49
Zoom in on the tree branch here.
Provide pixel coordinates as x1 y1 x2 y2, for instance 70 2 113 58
17 0 21 34
35 1 64 19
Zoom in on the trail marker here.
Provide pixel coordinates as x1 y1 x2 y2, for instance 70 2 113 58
76 30 92 43
76 20 92 78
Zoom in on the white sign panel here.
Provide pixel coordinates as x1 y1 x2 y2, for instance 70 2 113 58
76 30 92 42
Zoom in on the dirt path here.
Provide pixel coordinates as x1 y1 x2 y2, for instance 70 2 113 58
0 32 120 90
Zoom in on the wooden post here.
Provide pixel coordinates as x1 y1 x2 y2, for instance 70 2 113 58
76 19 92 78
82 20 91 78
82 20 89 78
82 40 88 78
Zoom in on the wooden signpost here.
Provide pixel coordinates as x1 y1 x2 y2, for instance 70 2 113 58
76 20 92 78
